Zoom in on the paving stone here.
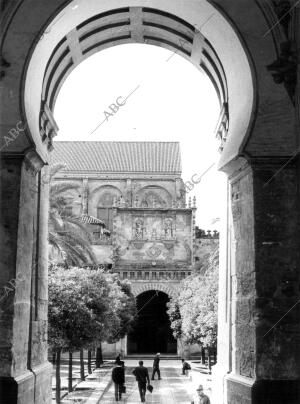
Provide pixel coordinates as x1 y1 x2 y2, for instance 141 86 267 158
101 366 196 403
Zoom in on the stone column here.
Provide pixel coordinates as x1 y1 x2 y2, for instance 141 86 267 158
225 158 300 404
82 178 89 215
0 150 51 404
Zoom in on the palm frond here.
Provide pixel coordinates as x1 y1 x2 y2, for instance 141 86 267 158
50 182 80 197
48 162 96 266
50 163 67 178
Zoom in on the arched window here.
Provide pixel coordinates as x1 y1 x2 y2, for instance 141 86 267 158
97 191 118 230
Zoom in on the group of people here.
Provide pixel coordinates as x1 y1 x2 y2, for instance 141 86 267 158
111 353 161 402
111 353 210 403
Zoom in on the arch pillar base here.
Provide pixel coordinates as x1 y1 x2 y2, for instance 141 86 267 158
214 156 300 404
225 373 300 404
0 151 51 404
0 371 34 404
0 363 52 404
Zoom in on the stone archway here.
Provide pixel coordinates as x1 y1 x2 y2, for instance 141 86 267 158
0 1 299 404
131 282 178 299
127 290 177 355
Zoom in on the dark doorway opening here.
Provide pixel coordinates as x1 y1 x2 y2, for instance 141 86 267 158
127 290 177 354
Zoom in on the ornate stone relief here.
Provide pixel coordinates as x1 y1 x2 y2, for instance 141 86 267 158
146 245 162 259
131 215 176 241
231 187 242 221
132 251 145 258
267 40 297 104
266 1 297 104
184 242 192 259
163 218 174 238
132 241 144 249
141 191 167 208
133 217 145 239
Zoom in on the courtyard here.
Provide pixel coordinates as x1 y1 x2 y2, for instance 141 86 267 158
51 359 212 404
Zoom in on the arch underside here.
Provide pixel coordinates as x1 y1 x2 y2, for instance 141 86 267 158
42 6 228 114
24 0 255 168
131 282 178 298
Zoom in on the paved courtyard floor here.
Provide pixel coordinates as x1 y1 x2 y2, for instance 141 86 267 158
100 359 208 404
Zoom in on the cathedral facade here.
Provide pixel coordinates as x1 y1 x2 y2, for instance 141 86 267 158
52 141 196 355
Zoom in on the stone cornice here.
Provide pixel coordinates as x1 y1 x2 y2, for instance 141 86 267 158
53 173 181 180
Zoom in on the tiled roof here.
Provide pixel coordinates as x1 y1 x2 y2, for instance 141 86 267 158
78 214 105 226
51 141 182 173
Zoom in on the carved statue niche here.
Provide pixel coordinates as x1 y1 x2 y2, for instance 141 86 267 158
151 228 157 240
133 218 145 240
164 218 174 239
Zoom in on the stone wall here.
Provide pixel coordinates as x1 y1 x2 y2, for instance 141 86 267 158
113 207 193 266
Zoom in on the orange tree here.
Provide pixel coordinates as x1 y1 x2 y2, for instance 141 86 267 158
48 266 136 402
168 245 219 352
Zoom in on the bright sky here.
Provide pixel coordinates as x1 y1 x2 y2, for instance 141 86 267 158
54 43 226 230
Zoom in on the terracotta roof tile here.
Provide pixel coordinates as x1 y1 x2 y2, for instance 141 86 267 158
51 141 182 173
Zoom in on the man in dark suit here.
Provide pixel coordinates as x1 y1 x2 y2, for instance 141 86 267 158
132 360 150 402
112 362 125 401
151 353 161 380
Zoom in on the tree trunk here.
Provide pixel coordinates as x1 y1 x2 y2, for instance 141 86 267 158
213 348 217 364
208 347 212 374
80 349 85 381
52 352 56 365
201 347 205 365
55 349 61 404
88 350 92 374
68 351 73 393
96 343 103 368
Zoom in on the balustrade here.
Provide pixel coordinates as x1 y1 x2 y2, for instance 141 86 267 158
115 270 191 281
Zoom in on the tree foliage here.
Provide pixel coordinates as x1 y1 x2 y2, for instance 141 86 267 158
168 245 219 348
48 266 136 352
167 299 182 339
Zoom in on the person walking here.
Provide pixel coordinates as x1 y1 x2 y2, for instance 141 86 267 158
151 353 161 380
132 360 150 402
115 353 122 365
112 362 125 401
191 384 211 404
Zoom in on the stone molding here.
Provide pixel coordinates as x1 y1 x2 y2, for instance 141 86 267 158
131 282 178 298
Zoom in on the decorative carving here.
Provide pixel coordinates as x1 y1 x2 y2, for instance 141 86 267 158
232 204 242 221
215 103 229 153
132 241 144 249
39 102 59 151
115 245 127 257
133 218 145 239
231 187 242 221
147 245 162 258
184 242 192 259
164 242 175 251
132 251 145 258
164 218 174 238
141 191 166 208
267 40 297 104
151 229 157 240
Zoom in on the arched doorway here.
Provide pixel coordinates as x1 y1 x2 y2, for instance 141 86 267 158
1 1 299 404
127 290 177 354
